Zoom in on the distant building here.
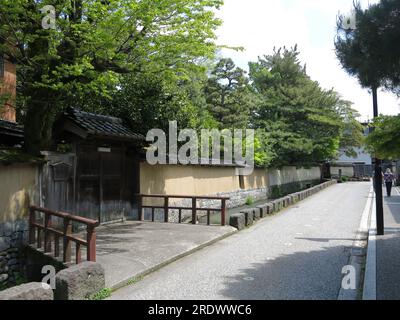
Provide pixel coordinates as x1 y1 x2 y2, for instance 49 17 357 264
333 124 373 178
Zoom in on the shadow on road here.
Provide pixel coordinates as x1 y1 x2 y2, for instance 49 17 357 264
295 237 357 243
384 193 400 224
219 244 354 300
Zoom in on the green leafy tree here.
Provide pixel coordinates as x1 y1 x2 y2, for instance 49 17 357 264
249 46 357 167
106 71 218 135
335 0 400 164
365 115 400 159
335 0 400 95
336 100 364 158
204 58 253 129
0 0 222 154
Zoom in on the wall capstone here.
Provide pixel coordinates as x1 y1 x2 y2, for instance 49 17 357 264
0 282 53 300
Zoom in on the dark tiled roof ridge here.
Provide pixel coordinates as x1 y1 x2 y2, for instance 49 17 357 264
65 107 145 141
0 119 24 132
67 107 123 124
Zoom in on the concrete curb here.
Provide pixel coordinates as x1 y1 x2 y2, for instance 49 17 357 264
109 228 238 291
338 186 373 300
362 189 377 300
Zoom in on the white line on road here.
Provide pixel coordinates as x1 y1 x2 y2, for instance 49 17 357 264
339 186 373 300
363 187 377 301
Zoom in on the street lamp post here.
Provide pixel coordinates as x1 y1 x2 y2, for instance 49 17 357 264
338 11 385 235
372 87 384 236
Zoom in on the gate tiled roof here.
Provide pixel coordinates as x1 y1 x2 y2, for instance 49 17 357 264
65 108 145 141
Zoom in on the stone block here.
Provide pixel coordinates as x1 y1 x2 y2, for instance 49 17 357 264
0 282 53 300
266 203 274 215
55 262 105 300
240 209 254 226
257 206 267 218
253 208 261 220
229 213 246 231
271 200 279 213
276 200 284 211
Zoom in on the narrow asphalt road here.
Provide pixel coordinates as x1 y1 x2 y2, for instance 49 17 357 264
110 182 371 300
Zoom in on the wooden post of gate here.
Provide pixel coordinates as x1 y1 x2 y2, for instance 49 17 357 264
164 197 169 223
87 226 96 262
221 199 227 226
192 197 197 225
28 207 35 244
44 213 52 253
138 194 143 221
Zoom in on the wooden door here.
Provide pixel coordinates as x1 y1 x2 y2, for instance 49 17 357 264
41 153 75 213
76 145 101 222
100 151 124 223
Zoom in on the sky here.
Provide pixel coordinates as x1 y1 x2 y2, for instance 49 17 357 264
215 0 400 121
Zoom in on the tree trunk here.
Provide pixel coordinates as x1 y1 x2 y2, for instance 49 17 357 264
23 95 58 155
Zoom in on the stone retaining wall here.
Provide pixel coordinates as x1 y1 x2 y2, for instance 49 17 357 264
0 163 39 290
0 219 29 289
229 180 337 230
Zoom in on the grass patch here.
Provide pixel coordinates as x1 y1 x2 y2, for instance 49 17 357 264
338 176 350 183
245 196 254 206
87 288 112 300
126 275 144 286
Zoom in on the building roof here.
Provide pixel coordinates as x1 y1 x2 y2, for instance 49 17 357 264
0 119 24 146
63 108 145 142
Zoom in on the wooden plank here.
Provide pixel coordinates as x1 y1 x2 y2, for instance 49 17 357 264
135 194 230 201
164 197 169 223
192 198 197 225
221 199 226 226
87 227 96 262
44 214 52 253
63 219 72 263
138 195 143 221
30 206 98 226
54 236 60 258
28 208 36 244
37 229 42 249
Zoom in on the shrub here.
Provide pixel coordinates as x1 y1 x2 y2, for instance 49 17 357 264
245 196 254 206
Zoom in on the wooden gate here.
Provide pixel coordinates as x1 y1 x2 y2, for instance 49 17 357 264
40 153 75 213
41 146 139 224
76 144 138 223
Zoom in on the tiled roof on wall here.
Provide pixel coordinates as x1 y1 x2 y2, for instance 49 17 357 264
65 108 145 141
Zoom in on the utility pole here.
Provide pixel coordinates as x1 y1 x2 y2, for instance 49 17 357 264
372 87 384 236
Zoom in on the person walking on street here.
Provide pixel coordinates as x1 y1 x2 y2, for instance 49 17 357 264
383 168 396 197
